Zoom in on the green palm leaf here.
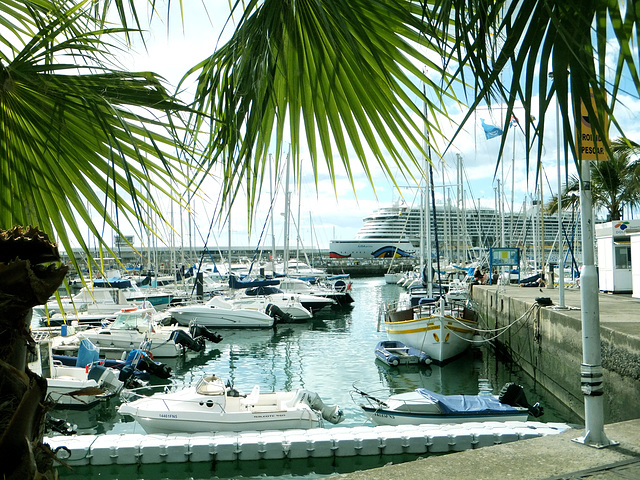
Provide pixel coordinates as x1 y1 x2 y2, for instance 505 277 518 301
0 1 196 275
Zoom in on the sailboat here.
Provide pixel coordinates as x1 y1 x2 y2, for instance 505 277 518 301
384 92 478 364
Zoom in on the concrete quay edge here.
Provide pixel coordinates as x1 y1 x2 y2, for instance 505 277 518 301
329 419 640 480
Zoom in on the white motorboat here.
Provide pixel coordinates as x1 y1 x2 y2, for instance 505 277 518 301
118 375 345 434
30 339 124 410
167 296 277 328
45 287 140 319
243 285 335 313
384 297 478 364
226 290 313 322
53 307 215 358
354 383 544 426
276 276 354 307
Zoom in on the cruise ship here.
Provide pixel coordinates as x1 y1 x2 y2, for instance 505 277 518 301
329 200 581 262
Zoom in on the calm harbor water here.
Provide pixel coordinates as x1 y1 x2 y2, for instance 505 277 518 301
55 277 579 479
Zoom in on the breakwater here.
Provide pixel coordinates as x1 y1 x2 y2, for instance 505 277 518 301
470 284 640 423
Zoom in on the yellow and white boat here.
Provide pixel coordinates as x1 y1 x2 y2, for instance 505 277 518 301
384 297 478 364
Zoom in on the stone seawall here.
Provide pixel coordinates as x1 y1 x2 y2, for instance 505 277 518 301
470 285 640 424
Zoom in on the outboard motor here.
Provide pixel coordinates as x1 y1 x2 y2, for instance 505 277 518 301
190 324 223 344
498 382 544 417
170 329 204 352
265 303 291 323
136 355 172 379
118 364 147 388
295 390 345 425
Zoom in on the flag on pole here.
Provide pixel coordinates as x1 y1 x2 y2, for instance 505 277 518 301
481 119 503 139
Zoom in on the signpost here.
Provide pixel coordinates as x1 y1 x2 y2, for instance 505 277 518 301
573 88 616 448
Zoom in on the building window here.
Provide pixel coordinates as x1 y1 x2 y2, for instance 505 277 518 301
615 245 631 269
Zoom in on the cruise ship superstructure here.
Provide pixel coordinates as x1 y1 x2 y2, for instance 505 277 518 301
329 200 581 262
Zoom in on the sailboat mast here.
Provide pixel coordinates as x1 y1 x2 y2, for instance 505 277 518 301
423 84 433 297
283 148 291 275
269 154 277 275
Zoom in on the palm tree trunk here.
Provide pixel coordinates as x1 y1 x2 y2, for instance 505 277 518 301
0 226 69 479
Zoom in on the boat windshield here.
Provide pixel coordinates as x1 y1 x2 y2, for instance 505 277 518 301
196 376 226 396
112 310 153 331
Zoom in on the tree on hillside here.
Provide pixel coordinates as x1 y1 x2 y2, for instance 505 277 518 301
546 138 640 221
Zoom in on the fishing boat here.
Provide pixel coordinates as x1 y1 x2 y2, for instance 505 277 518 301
374 340 432 367
118 375 345 434
383 297 478 365
354 382 544 426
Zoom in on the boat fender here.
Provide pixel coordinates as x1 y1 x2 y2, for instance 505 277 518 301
498 382 544 418
419 353 432 365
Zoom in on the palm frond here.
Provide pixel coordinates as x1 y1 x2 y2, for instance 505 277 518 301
181 0 461 226
0 2 198 274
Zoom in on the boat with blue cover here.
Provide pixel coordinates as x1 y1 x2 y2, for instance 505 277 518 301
374 340 431 366
355 382 544 426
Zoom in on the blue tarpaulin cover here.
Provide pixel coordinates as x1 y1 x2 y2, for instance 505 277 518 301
76 338 100 367
416 389 519 414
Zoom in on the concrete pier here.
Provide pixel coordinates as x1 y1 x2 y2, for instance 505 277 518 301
469 284 640 424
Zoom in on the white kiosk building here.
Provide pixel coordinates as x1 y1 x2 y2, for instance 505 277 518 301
595 220 636 294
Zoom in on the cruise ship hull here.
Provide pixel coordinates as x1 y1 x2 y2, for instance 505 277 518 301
329 239 417 259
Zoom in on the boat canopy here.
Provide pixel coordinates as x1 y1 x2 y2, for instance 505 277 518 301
228 275 279 289
416 389 520 414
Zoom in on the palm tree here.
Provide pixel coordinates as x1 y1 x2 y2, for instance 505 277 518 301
546 138 640 221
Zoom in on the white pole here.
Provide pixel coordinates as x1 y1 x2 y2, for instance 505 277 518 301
573 158 616 448
556 92 566 307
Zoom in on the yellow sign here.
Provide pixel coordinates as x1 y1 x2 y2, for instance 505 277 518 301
576 89 608 161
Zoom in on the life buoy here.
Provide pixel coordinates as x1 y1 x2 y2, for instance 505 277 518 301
121 307 137 312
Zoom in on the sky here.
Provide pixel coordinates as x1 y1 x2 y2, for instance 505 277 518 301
106 2 640 254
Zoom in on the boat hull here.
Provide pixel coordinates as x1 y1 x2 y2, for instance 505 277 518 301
168 305 275 328
384 304 477 364
119 386 320 434
360 406 529 426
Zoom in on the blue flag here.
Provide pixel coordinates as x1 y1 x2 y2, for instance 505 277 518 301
481 119 503 139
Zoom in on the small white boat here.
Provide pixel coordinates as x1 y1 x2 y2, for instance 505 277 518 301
225 292 313 322
54 307 215 358
30 340 124 410
354 383 544 426
118 375 345 434
243 285 335 314
167 296 277 328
